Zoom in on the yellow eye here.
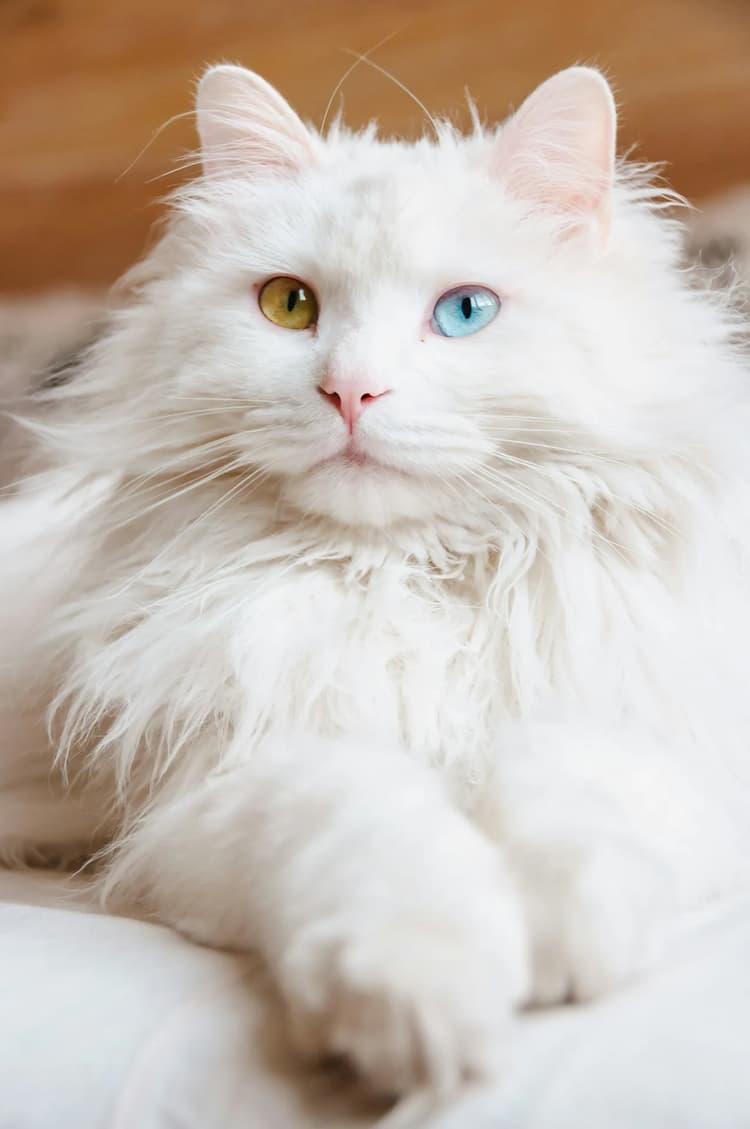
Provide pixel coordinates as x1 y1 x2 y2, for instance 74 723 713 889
258 276 318 330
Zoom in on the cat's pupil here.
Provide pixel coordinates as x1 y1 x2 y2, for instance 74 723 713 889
461 296 472 320
287 290 299 313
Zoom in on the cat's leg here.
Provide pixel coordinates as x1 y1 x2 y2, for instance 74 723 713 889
101 736 529 1094
476 722 745 1005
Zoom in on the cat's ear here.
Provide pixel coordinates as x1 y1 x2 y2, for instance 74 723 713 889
495 67 616 241
196 64 317 178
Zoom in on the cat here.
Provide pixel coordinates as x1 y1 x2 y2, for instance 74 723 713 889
2 62 750 1096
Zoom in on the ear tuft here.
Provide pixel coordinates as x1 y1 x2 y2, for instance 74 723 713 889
196 64 317 179
495 67 617 239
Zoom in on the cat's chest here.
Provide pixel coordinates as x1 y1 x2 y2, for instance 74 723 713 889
232 562 497 762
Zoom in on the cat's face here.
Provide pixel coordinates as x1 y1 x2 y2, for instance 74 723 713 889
122 65 696 529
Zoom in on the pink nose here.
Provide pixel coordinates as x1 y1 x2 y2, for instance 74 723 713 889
317 374 391 434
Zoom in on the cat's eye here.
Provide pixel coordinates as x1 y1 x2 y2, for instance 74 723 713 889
432 286 500 338
259 276 318 330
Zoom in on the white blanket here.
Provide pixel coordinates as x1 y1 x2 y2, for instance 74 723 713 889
1 871 748 1129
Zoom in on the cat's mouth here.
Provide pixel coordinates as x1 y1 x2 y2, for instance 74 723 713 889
337 444 371 467
315 440 401 473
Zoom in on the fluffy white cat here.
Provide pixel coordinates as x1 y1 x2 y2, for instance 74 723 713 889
2 63 750 1095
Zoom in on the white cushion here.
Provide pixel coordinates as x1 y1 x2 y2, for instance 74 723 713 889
1 872 749 1129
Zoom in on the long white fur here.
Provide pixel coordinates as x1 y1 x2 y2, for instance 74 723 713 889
2 64 750 1094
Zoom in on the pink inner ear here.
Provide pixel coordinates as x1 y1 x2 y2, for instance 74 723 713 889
196 65 317 179
495 68 616 232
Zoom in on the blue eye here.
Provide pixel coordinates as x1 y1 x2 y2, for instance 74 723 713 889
432 286 500 338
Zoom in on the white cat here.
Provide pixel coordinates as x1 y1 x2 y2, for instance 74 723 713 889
2 63 750 1095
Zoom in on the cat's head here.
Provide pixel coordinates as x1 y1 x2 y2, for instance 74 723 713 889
77 64 731 534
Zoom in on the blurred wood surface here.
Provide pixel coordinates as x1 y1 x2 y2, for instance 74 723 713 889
2 0 750 293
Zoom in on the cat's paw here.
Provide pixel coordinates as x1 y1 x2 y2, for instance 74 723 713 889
279 898 528 1095
517 840 674 1005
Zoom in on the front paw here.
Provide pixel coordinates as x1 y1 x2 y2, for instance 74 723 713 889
517 840 675 1006
278 896 528 1096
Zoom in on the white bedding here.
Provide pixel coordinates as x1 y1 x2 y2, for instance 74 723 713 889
1 871 749 1129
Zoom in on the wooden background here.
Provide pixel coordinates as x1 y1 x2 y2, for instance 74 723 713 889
2 0 750 294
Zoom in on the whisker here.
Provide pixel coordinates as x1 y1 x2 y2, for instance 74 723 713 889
107 435 240 500
491 437 637 467
116 109 197 182
490 463 633 554
165 393 262 407
145 465 269 565
489 447 681 539
102 465 270 600
450 462 558 571
102 458 249 534
150 407 249 423
340 50 439 138
321 26 406 134
0 467 59 498
466 459 633 562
